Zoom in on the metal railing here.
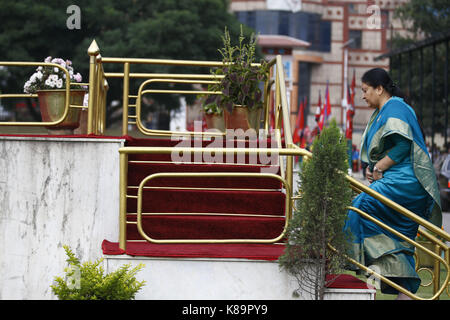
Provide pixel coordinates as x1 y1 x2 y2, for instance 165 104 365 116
110 50 449 298
1 40 449 299
0 61 89 128
87 40 109 135
116 53 296 248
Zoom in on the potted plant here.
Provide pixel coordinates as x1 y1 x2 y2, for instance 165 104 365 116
24 56 86 134
210 26 269 131
278 120 353 300
51 245 146 300
201 93 227 132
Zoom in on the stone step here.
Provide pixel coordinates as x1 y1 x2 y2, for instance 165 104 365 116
103 255 376 300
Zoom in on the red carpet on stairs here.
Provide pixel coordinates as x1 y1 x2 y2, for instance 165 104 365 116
127 162 282 189
125 215 286 241
101 136 372 293
102 239 286 261
112 136 288 247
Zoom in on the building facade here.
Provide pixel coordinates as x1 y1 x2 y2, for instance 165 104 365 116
230 0 409 145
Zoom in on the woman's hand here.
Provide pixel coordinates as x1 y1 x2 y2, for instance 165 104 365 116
372 169 383 181
367 167 383 183
366 166 374 183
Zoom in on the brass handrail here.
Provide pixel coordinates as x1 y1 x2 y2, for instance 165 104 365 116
0 61 84 127
118 146 307 249
87 41 108 135
133 172 290 244
87 41 449 298
135 78 224 137
292 144 450 299
88 39 276 137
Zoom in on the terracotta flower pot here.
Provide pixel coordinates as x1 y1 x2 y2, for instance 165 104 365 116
37 89 86 134
226 105 261 131
204 112 227 132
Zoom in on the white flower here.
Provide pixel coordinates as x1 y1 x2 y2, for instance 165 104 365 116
24 81 32 93
45 79 55 88
73 73 82 83
29 73 38 83
25 56 81 93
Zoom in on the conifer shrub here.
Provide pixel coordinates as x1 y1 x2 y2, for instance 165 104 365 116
279 119 353 300
51 245 146 300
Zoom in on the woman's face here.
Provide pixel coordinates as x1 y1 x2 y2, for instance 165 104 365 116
361 82 381 109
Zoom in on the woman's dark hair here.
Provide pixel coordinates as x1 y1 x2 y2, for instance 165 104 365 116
362 68 426 140
361 68 408 104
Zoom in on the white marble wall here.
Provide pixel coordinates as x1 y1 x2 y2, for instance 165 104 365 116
0 137 124 299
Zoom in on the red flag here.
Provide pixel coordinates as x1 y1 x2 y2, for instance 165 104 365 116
318 102 325 131
345 79 355 140
324 81 331 122
292 100 304 144
350 69 356 106
315 91 322 123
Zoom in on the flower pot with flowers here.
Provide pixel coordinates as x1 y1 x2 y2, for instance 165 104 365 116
24 57 86 134
209 26 269 131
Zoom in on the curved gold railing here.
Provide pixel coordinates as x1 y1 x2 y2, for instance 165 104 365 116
1 40 448 299
305 145 450 300
134 172 290 244
0 61 89 128
135 78 223 137
106 46 449 298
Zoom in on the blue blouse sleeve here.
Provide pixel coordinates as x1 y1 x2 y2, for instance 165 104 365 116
386 134 411 163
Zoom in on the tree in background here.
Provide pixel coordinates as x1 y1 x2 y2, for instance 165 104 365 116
390 0 449 145
394 0 450 39
0 0 254 129
278 120 353 300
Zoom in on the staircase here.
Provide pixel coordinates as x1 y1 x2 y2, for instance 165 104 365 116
103 135 287 257
102 135 375 299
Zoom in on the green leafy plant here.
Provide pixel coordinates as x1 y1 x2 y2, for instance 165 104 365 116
51 245 146 300
201 94 223 115
279 120 353 300
210 25 269 114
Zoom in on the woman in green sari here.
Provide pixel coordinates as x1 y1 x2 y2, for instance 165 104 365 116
344 68 441 299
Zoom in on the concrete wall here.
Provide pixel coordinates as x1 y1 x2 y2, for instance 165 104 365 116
104 255 376 300
0 137 124 299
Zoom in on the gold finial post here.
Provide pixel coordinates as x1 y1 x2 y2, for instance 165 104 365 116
87 39 100 56
87 40 100 134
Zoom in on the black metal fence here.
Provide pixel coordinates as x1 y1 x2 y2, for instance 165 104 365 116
376 31 449 158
